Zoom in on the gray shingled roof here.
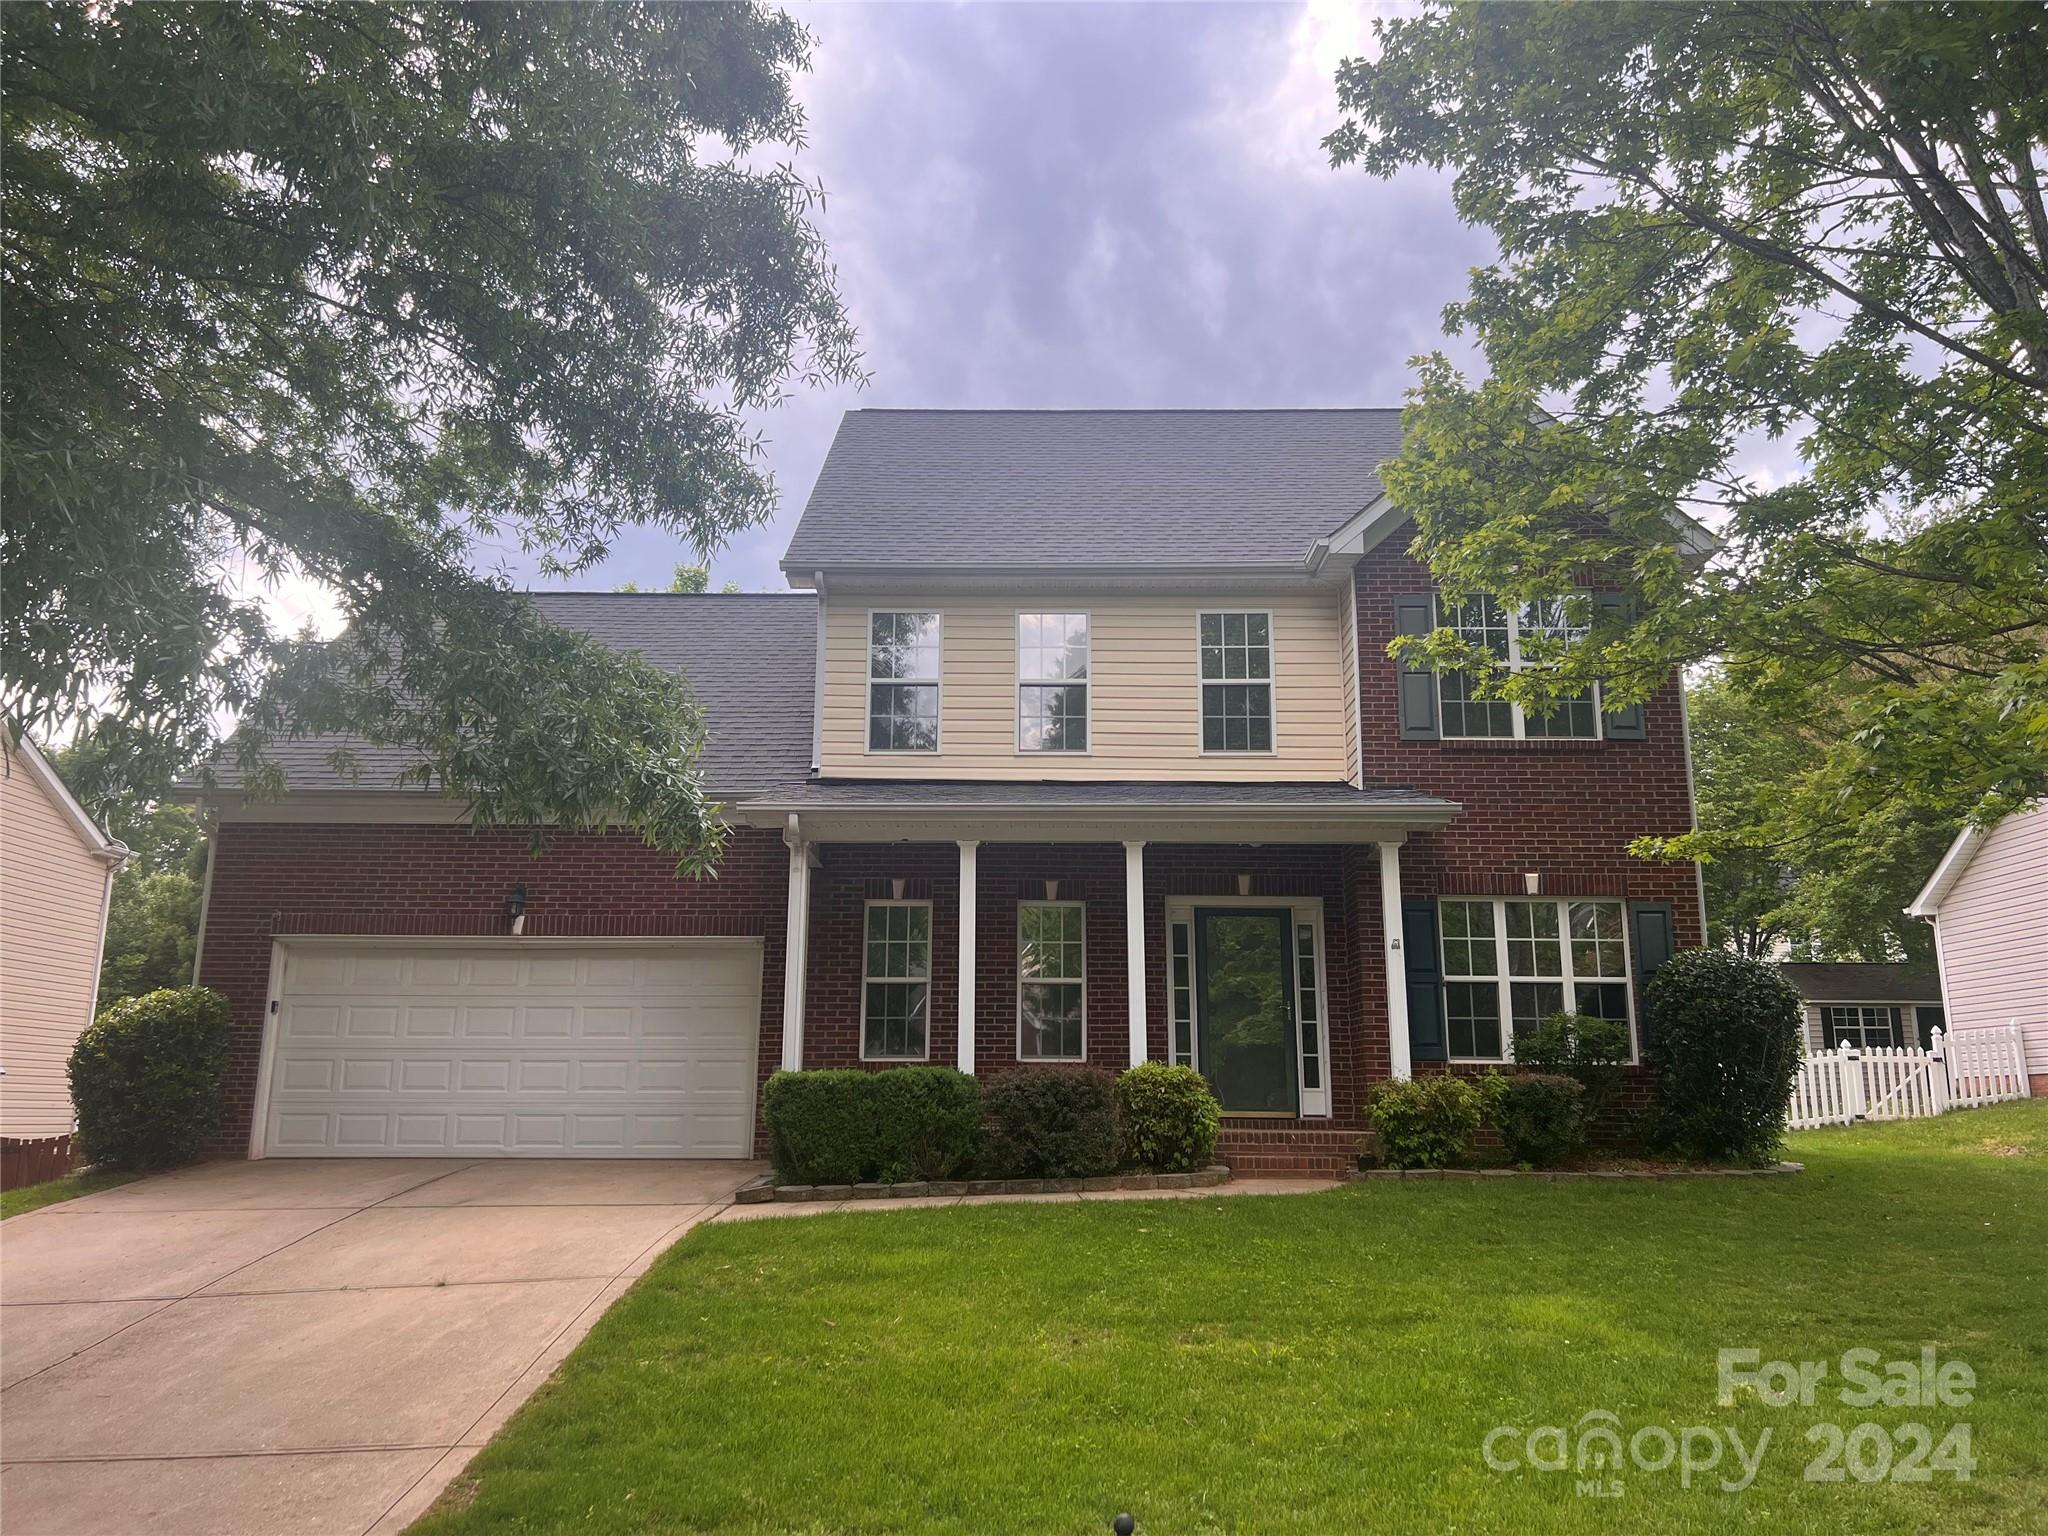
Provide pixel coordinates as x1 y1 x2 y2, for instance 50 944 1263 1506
203 593 816 798
1777 963 1943 1004
781 409 1405 573
742 779 1455 810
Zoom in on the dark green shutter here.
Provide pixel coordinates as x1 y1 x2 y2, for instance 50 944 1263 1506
1629 901 1675 989
1394 595 1440 740
1402 899 1447 1061
1596 592 1647 740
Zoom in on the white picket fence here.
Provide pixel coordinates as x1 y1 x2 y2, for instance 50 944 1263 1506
1787 1024 2032 1131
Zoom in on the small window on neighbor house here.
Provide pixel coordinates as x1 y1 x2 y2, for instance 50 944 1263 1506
1018 902 1085 1060
1820 1005 1900 1050
869 612 941 752
1199 612 1273 751
1018 613 1089 752
862 902 931 1059
1438 595 1600 740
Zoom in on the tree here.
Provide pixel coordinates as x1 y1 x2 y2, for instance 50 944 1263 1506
615 562 742 594
55 744 208 1006
1685 673 1950 966
1327 4 2048 880
3 3 858 874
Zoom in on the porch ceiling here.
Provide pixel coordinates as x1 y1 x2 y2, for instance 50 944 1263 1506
733 779 1460 845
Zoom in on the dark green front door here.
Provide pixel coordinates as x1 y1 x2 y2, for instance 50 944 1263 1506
1194 908 1298 1115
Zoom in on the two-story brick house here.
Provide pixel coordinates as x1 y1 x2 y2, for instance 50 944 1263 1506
193 409 1706 1173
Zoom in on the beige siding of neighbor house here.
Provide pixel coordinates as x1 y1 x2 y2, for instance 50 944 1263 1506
819 592 1351 780
1931 803 2048 1077
1800 1002 1932 1055
0 746 113 1136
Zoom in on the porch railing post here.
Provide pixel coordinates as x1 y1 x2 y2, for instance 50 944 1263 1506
779 814 810 1073
957 840 979 1076
1124 840 1148 1067
1379 839 1413 1081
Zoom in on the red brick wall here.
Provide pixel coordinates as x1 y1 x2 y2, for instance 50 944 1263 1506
1353 539 1704 942
195 823 789 1155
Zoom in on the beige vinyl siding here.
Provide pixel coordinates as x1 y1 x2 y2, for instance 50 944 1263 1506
1932 803 2048 1075
1339 581 1362 787
0 746 112 1136
821 592 1350 780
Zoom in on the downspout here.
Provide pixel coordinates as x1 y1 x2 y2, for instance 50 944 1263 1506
1676 674 1709 942
189 799 218 985
810 572 826 775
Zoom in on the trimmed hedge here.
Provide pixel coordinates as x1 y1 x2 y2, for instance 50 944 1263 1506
1645 949 1804 1165
69 987 232 1170
982 1067 1118 1178
1364 1074 1484 1170
760 1067 981 1185
1495 1072 1589 1167
1115 1063 1220 1172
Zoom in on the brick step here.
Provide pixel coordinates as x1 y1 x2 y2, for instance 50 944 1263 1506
1217 1126 1360 1178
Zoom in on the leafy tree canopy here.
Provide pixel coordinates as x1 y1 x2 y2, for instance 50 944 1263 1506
615 562 740 594
1328 3 2047 882
1686 672 1950 966
3 2 858 873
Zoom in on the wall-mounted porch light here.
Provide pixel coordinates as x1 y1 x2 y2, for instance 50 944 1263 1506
507 884 528 935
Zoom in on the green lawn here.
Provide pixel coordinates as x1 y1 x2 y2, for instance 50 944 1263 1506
0 1167 135 1220
416 1103 2048 1535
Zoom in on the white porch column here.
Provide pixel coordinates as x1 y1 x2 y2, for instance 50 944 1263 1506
1124 840 1149 1066
779 815 811 1073
1380 839 1413 1080
957 840 979 1075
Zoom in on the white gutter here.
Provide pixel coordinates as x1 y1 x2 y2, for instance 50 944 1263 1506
190 799 218 984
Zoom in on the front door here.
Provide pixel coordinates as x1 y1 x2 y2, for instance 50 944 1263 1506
1193 908 1299 1115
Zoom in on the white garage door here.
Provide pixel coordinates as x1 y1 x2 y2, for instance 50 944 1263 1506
260 941 762 1158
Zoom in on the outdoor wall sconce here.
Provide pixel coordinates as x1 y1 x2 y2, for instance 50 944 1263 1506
506 884 528 935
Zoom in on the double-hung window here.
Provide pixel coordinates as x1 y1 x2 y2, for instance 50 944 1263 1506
1017 902 1085 1060
868 611 941 752
1820 1005 1900 1050
1199 611 1273 752
862 901 931 1059
1018 613 1089 752
1438 595 1599 740
1438 897 1634 1061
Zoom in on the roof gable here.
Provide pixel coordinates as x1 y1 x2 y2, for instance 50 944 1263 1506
781 409 1405 575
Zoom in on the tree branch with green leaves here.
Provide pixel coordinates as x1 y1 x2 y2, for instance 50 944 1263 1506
3 1 859 871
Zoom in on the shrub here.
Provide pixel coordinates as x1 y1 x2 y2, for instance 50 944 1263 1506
870 1067 982 1181
761 1070 876 1185
981 1067 1118 1178
1515 1012 1631 1115
69 987 232 1170
761 1068 981 1184
1645 949 1804 1165
1495 1073 1588 1167
1114 1063 1220 1172
1364 1074 1484 1170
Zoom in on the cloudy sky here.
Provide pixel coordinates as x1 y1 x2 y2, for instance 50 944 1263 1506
551 0 1496 596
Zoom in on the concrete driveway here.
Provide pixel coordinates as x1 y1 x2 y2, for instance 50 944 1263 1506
0 1157 758 1536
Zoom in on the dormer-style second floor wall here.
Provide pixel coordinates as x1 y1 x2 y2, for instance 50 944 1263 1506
815 586 1357 781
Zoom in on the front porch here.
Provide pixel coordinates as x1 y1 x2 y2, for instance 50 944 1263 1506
737 782 1463 1172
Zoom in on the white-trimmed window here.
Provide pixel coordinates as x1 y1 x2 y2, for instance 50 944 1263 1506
868 611 941 752
1018 902 1085 1059
862 901 931 1059
1018 613 1089 752
1199 611 1273 752
1438 595 1599 740
1439 897 1634 1061
1820 1005 1900 1050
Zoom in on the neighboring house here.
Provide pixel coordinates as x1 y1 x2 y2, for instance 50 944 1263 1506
1 724 129 1139
1776 962 1945 1055
1907 803 2048 1095
191 409 1709 1174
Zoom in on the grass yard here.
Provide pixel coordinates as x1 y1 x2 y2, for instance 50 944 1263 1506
0 1167 135 1220
416 1102 2048 1535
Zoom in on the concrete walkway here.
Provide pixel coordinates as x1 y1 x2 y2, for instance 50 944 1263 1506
0 1157 758 1536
